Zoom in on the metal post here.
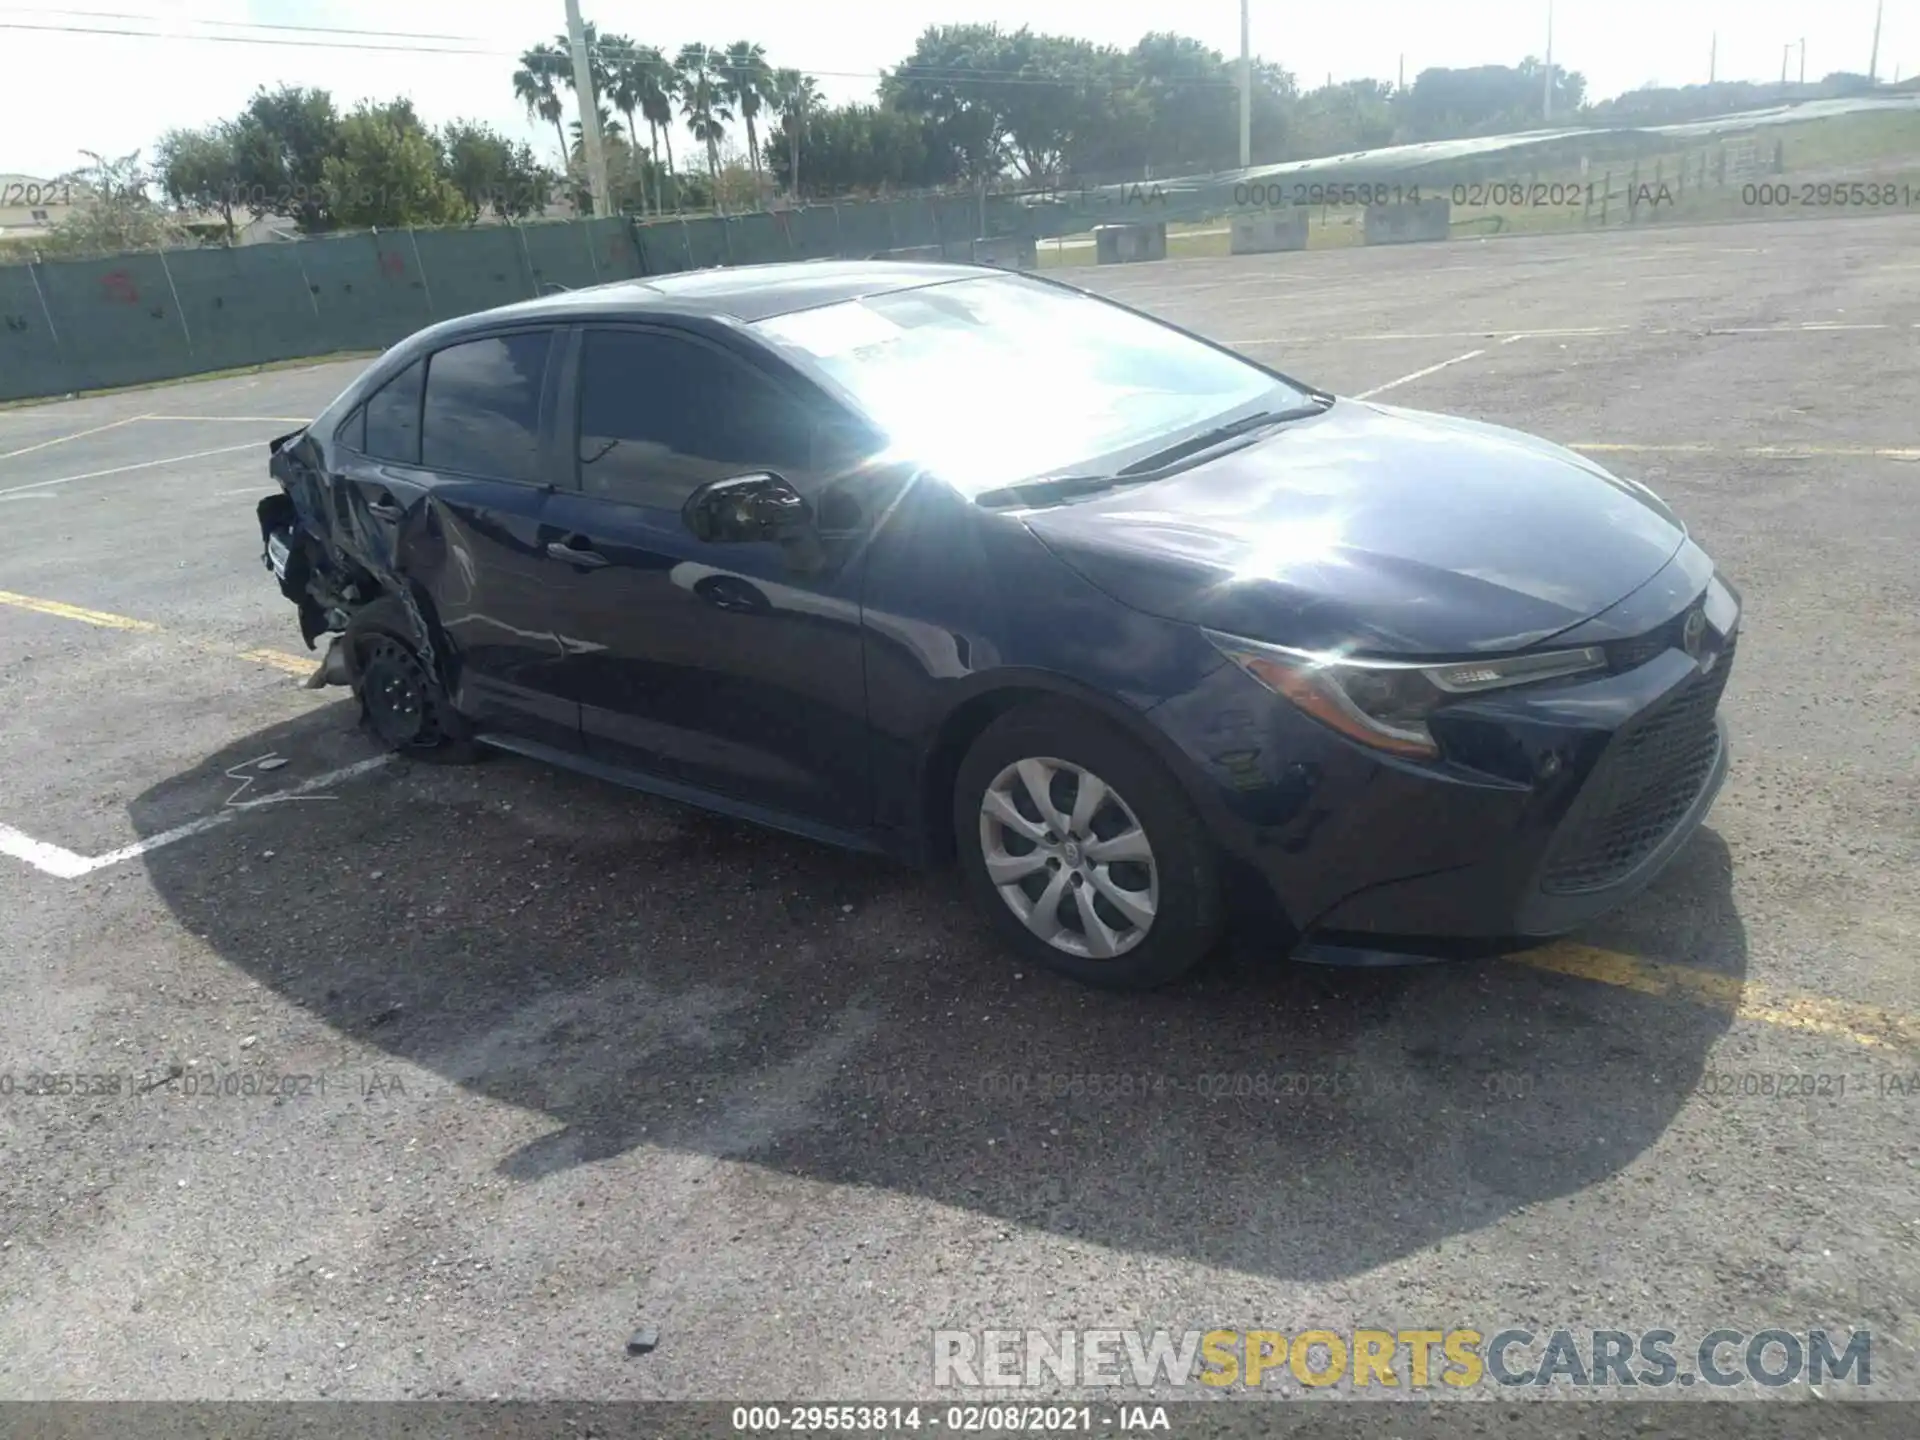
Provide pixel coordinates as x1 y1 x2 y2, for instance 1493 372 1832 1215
1870 0 1883 81
564 0 610 218
516 222 539 296
155 245 192 350
26 261 60 348
294 250 321 316
1710 32 1716 83
408 227 433 312
1238 0 1252 168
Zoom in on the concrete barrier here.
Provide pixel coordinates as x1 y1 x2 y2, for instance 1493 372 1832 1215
1094 222 1168 265
1230 209 1309 254
970 234 1038 270
1362 199 1453 245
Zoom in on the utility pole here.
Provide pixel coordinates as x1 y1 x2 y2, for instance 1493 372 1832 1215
1709 31 1717 83
1869 0 1883 81
564 0 609 218
1541 1 1554 123
1799 38 1807 84
1238 0 1251 169
1781 44 1790 83
1398 54 1405 91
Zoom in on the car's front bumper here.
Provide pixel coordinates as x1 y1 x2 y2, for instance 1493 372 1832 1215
1152 573 1739 957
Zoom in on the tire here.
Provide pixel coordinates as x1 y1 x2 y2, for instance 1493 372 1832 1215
953 700 1223 989
343 595 481 765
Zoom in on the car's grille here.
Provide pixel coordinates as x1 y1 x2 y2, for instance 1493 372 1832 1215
1540 638 1734 894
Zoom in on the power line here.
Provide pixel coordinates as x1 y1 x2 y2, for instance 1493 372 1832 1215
0 15 1250 90
3 6 482 41
0 20 496 55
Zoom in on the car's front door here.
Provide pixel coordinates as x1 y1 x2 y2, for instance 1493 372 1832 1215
535 323 888 833
333 327 579 750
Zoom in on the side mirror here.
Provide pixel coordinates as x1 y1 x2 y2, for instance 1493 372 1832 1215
682 472 813 545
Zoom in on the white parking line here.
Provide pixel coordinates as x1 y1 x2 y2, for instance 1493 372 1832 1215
0 413 150 462
1353 349 1487 400
0 441 259 497
0 755 393 879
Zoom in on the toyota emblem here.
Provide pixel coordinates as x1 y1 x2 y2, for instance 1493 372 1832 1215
1681 606 1708 659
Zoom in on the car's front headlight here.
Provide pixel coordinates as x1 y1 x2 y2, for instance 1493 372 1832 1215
1203 630 1608 760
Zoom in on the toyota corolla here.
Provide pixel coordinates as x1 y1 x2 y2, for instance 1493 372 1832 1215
257 260 1738 988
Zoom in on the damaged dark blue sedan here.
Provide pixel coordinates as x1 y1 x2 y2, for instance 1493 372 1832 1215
258 261 1738 988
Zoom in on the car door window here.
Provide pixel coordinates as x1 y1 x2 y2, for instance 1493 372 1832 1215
422 331 554 483
336 404 367 453
362 358 424 465
576 328 817 509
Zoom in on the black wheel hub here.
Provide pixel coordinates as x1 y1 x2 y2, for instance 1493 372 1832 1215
359 637 438 750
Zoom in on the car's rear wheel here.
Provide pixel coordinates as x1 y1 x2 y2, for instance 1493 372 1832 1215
954 702 1222 989
345 597 478 764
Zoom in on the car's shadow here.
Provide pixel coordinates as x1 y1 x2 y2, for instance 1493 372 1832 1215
132 704 1745 1281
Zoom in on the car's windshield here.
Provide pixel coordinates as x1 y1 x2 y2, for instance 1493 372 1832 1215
753 274 1306 495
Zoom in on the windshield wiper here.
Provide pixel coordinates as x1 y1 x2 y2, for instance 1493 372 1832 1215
971 394 1336 510
1114 395 1334 477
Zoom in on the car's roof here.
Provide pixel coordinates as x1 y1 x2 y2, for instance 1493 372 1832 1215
472 259 1013 327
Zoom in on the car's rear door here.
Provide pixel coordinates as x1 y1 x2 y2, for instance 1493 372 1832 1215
535 322 884 833
331 326 580 750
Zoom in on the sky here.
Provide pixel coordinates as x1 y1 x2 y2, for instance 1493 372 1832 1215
0 0 1911 179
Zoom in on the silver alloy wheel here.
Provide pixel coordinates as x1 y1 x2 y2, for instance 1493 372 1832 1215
978 756 1159 960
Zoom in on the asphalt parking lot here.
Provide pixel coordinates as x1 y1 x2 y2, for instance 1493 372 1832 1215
2 213 1917 1410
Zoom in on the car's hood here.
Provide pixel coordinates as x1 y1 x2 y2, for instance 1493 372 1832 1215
1018 399 1688 657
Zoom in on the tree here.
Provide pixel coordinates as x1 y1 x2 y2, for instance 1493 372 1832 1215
771 102 951 198
513 44 571 164
599 32 651 212
883 25 1016 186
633 46 682 209
570 109 626 159
720 40 774 202
1129 33 1239 175
321 104 468 228
40 150 189 257
676 43 735 200
155 124 242 242
227 85 342 232
768 68 819 199
442 121 553 220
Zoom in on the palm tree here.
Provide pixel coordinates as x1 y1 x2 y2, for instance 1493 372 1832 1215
675 43 733 205
770 69 819 201
720 41 773 204
569 111 625 160
513 44 570 165
598 32 649 213
634 46 679 212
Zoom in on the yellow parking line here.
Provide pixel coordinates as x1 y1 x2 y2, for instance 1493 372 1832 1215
1573 443 1920 460
1513 943 1920 1050
237 646 321 676
0 588 312 675
0 588 160 632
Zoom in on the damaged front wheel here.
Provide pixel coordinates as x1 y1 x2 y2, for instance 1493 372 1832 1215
344 598 479 764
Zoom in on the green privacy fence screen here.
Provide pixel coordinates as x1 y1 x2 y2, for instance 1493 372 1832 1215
0 197 1032 403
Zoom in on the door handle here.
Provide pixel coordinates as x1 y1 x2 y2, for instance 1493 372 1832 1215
546 539 610 568
366 500 404 522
